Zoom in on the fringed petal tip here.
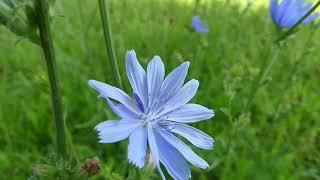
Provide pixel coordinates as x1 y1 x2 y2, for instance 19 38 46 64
97 137 105 144
210 109 215 119
126 50 137 62
128 159 145 169
153 55 161 60
184 61 190 66
126 49 136 55
88 80 108 99
202 162 210 169
205 137 215 150
94 122 104 131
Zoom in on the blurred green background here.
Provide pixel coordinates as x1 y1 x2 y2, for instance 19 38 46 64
0 0 320 179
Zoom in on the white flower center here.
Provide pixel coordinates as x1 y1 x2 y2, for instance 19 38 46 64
141 112 157 124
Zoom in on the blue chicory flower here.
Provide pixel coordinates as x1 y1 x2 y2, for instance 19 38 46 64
192 15 209 33
89 50 215 180
270 0 319 28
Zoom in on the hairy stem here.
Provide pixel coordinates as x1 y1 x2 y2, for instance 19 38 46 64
258 48 280 85
36 0 67 158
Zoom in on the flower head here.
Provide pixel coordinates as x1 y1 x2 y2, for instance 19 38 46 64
270 0 319 28
192 15 208 33
89 50 215 180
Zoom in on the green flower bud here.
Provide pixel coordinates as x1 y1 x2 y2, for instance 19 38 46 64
0 0 38 43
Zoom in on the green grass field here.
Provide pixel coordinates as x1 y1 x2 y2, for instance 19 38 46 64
0 0 320 179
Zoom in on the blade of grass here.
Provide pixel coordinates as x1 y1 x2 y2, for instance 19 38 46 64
98 0 123 89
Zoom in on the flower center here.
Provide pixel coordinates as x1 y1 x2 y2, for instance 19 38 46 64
134 92 160 125
141 112 156 123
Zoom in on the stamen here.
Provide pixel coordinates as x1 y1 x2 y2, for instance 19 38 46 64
133 92 145 112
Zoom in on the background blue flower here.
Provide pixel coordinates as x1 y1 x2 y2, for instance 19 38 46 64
270 0 319 28
192 15 209 33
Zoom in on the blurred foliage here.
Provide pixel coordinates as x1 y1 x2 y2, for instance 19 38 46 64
0 0 319 179
0 0 57 43
0 0 38 42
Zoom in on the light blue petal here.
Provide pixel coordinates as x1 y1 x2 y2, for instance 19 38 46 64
272 0 318 28
106 98 139 119
170 122 214 150
156 127 209 169
147 125 166 180
157 62 190 108
278 0 293 22
154 129 191 180
126 50 149 108
300 1 319 24
274 0 292 27
128 126 147 168
302 12 319 24
88 80 140 114
300 1 311 12
157 79 199 117
192 16 200 26
280 3 300 27
163 103 214 123
147 56 165 110
284 0 317 27
95 120 141 143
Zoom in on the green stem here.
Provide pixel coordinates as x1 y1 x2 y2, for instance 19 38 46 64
98 0 123 89
193 0 201 13
276 0 320 42
273 28 318 120
246 46 281 110
258 48 280 85
36 0 67 158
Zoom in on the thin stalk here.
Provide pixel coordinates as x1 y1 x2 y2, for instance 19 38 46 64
276 0 320 42
273 27 318 120
245 46 281 110
193 0 201 14
286 24 319 79
36 0 67 158
98 0 123 89
258 48 280 85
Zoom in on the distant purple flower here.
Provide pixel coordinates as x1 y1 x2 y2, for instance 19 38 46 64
89 50 215 180
192 16 209 33
270 0 319 28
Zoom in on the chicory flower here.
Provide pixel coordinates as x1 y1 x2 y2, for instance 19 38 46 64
192 15 208 33
89 50 214 180
270 0 319 28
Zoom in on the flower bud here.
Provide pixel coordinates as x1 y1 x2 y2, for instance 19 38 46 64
0 0 38 43
79 157 101 176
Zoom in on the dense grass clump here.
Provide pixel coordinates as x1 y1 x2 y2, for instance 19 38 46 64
0 0 319 179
